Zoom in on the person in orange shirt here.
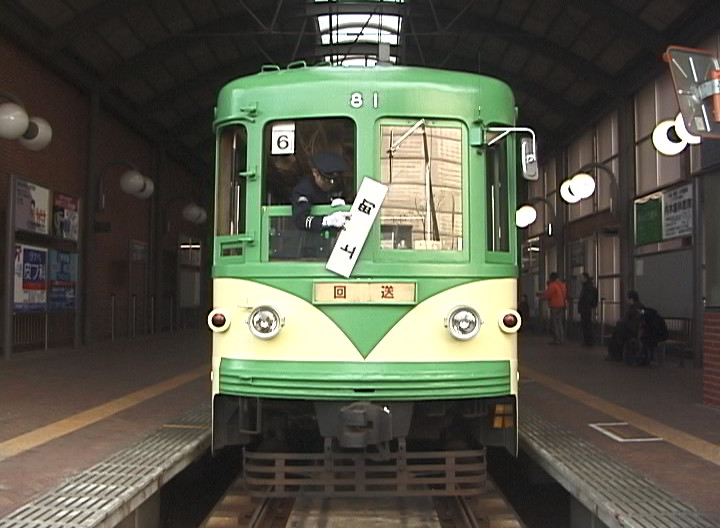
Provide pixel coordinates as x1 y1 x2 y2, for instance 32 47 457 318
543 272 568 344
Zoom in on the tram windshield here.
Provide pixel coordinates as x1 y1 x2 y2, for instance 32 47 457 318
379 121 463 251
265 117 356 261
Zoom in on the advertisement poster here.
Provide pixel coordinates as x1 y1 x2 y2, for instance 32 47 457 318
48 250 77 311
14 244 48 312
662 183 693 239
15 178 51 235
52 192 80 241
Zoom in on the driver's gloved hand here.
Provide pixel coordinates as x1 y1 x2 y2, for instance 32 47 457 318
322 211 351 229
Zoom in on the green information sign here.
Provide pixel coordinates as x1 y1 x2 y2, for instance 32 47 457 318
634 197 663 246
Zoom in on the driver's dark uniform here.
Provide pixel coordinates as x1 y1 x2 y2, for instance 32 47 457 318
291 176 343 232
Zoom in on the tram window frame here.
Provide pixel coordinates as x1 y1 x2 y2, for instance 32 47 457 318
486 131 511 253
216 124 247 237
376 119 467 259
262 118 356 206
263 117 356 262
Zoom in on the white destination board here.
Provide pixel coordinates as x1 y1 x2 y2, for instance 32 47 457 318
326 177 388 278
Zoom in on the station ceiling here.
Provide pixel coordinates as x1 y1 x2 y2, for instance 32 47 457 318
2 0 718 179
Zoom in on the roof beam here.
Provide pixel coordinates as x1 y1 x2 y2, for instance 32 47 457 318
46 0 147 53
405 9 619 95
573 0 667 50
0 2 199 176
103 11 283 85
416 49 582 123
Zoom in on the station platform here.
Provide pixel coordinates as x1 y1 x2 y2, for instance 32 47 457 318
0 328 211 519
518 333 720 525
0 328 718 527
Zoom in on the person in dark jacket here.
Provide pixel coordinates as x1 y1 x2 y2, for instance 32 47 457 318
578 272 598 347
606 290 644 361
291 151 351 232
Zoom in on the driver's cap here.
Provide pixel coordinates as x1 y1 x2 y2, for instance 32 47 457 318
312 151 349 174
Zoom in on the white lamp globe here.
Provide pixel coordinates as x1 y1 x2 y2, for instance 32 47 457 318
515 205 538 228
0 102 29 140
18 117 52 151
134 177 154 199
182 203 207 224
674 112 701 145
652 119 686 156
119 170 146 195
569 172 595 200
560 180 581 203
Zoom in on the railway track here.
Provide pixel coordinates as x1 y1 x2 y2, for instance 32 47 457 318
201 477 525 528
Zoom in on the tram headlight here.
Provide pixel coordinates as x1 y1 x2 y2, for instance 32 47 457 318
207 309 231 333
247 305 284 340
445 306 482 340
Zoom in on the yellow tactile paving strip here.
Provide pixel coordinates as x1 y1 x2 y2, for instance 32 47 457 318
523 366 720 467
0 366 207 462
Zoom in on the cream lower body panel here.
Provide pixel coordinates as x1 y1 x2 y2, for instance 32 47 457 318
211 277 518 396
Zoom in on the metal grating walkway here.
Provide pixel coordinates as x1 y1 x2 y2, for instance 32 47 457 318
0 403 210 528
519 405 717 528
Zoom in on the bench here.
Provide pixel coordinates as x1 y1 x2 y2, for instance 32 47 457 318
656 317 693 366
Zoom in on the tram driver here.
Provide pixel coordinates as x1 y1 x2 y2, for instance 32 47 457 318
291 151 351 232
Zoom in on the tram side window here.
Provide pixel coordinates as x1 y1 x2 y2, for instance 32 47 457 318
216 125 247 237
486 133 510 252
263 118 355 205
379 121 463 251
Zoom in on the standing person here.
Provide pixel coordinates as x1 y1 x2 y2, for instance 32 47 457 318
543 272 567 345
578 272 598 347
291 151 351 232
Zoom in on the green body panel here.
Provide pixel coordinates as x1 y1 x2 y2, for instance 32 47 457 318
215 66 515 132
212 64 518 280
219 358 512 400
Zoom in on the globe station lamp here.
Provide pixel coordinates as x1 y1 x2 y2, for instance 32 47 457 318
0 90 52 150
